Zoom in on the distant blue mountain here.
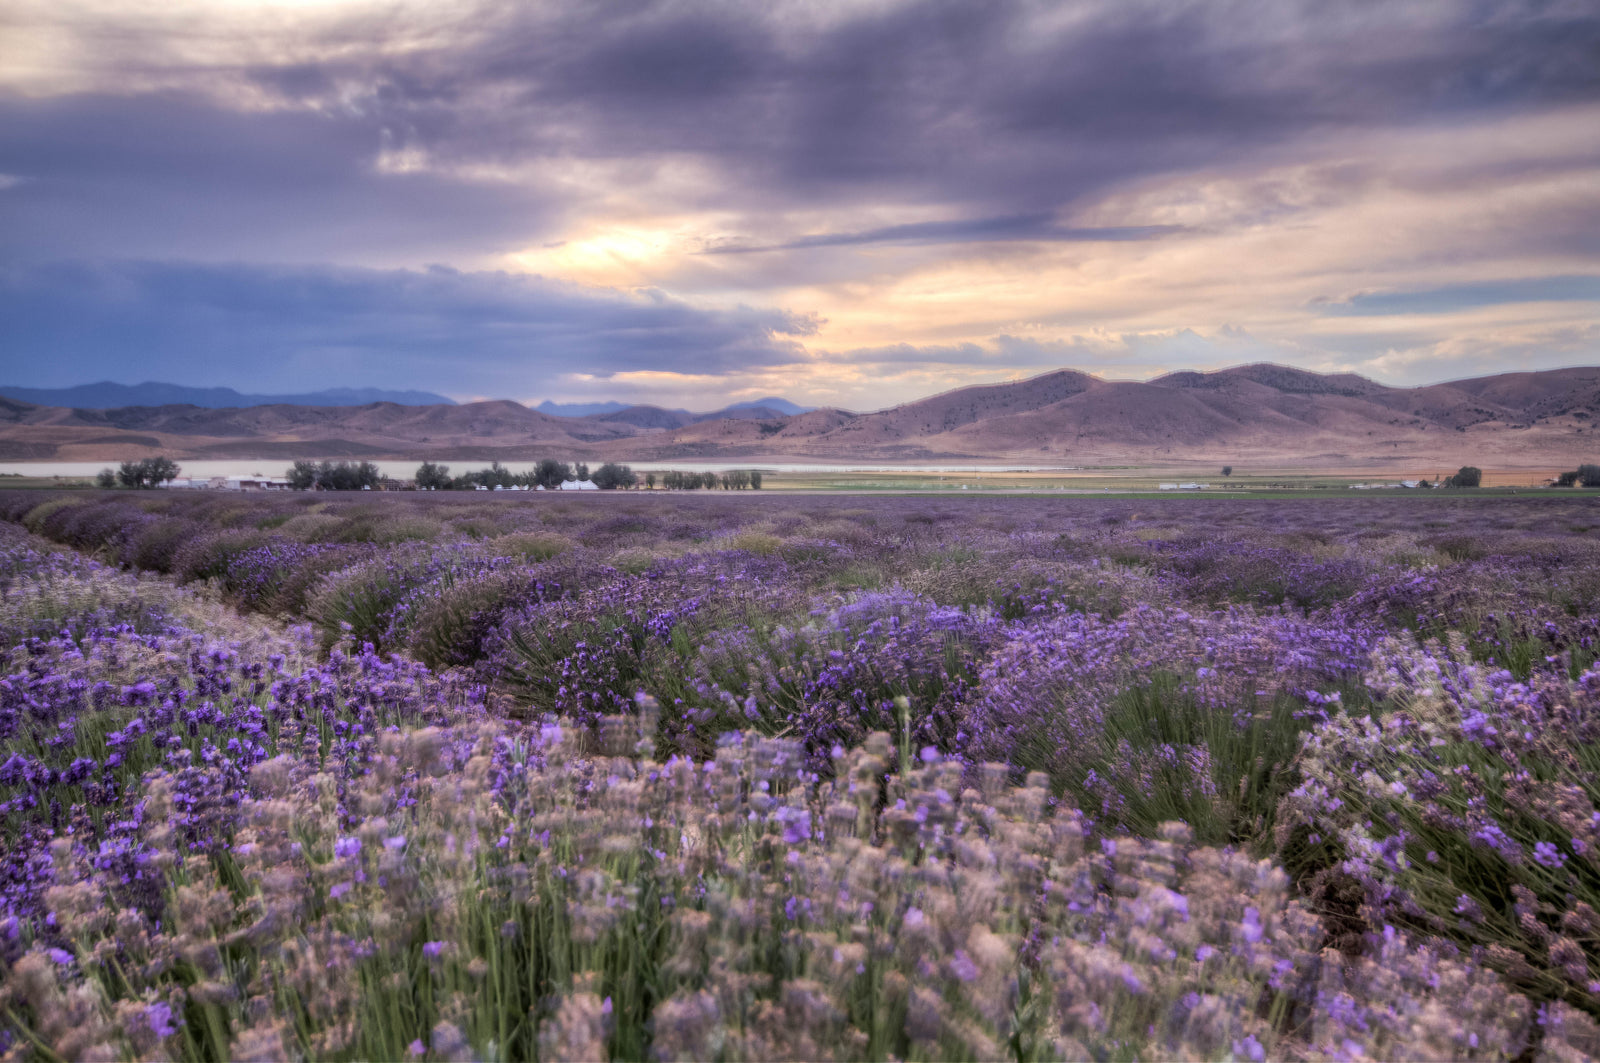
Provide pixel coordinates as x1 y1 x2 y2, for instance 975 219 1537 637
538 396 814 418
724 397 813 416
0 382 456 409
536 400 641 417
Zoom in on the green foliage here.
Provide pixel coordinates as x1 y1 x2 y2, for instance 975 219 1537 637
591 463 637 490
1222 466 1233 477
309 558 420 650
117 456 180 488
1022 671 1314 849
287 460 380 491
491 532 572 562
407 570 533 669
659 471 721 490
1447 465 1483 488
415 461 452 490
453 461 518 491
95 468 116 488
20 497 85 535
173 529 268 584
534 458 572 490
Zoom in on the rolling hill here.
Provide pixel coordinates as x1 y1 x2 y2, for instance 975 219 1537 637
1 364 1595 469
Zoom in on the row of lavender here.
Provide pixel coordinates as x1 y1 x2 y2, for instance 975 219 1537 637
1 491 1599 1057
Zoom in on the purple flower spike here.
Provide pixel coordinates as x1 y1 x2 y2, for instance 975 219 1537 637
146 1002 180 1038
948 950 979 982
1533 841 1567 869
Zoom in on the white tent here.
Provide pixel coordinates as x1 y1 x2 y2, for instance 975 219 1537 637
559 479 599 491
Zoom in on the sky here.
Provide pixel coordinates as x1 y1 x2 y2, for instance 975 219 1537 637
1 0 1598 411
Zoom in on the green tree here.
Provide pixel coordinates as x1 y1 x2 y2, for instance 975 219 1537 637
95 468 117 489
534 458 571 490
749 470 762 490
118 456 180 488
145 456 179 487
287 461 317 490
591 463 637 490
1579 463 1600 488
1447 466 1483 488
645 472 656 490
291 460 381 491
1221 466 1233 477
415 462 452 490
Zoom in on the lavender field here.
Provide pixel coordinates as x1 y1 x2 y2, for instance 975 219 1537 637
2 489 1600 1060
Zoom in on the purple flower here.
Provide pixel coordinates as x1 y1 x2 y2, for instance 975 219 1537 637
330 881 353 899
778 808 812 845
1533 841 1567 869
334 836 362 859
409 1039 427 1057
948 950 979 982
146 1002 179 1038
47 947 73 965
422 940 448 959
1239 907 1263 945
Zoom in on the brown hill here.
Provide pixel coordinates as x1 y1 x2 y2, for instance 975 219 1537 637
737 363 1596 466
1 364 1595 469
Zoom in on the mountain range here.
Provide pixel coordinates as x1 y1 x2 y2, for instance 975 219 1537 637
1 364 1595 469
0 382 457 409
537 397 812 419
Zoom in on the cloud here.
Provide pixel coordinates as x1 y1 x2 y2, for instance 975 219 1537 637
703 216 1185 253
1320 275 1600 316
5 1 1598 264
0 94 564 266
0 261 815 394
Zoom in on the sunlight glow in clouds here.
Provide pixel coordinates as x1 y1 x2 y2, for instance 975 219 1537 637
0 0 1596 409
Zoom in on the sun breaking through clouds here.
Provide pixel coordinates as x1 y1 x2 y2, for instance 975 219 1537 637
2 0 1597 409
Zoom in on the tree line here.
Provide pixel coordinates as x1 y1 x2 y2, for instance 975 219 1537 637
413 460 635 490
96 457 180 488
1555 464 1600 488
658 470 762 490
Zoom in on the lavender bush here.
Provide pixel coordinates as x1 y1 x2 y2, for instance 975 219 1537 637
2 490 1599 1058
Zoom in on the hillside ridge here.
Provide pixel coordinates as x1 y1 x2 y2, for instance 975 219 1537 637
1 364 1594 468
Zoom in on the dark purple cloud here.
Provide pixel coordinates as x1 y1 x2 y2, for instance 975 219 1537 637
5 0 1597 265
0 261 815 392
